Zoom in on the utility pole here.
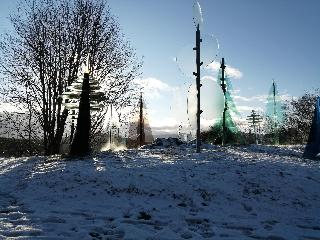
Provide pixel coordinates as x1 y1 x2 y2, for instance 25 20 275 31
193 24 203 153
220 58 227 145
138 93 145 147
247 110 262 144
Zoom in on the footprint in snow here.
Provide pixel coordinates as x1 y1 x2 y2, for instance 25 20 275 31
0 192 42 238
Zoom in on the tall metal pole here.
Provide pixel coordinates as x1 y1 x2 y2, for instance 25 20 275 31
139 93 145 147
193 24 202 153
220 58 227 145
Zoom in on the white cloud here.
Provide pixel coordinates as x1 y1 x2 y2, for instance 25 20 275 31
201 75 217 82
226 66 243 79
205 62 243 79
133 77 174 99
206 62 220 72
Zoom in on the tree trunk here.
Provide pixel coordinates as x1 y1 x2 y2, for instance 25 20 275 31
47 109 69 155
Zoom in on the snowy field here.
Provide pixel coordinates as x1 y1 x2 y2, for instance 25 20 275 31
0 144 319 240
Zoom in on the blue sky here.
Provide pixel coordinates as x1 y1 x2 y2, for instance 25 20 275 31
108 0 320 135
1 0 320 136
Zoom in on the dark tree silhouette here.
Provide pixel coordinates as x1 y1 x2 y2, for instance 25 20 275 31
303 97 320 159
69 73 91 156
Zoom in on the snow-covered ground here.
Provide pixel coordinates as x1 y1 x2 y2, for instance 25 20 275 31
0 144 319 240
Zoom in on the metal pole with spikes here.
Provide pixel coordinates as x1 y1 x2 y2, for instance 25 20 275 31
193 24 203 153
220 58 227 145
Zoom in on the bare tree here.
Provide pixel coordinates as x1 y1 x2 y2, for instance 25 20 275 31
280 90 319 144
0 0 141 155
